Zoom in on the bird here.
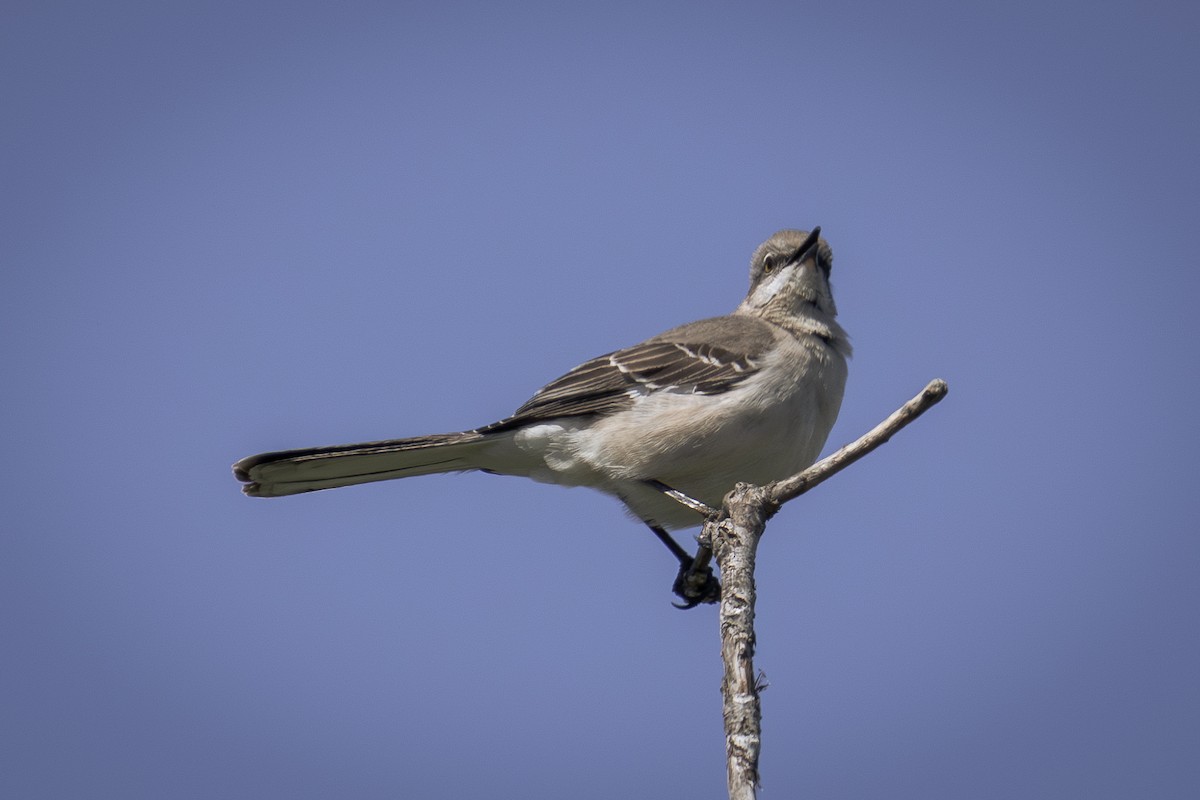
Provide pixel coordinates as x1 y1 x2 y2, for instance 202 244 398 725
234 227 850 604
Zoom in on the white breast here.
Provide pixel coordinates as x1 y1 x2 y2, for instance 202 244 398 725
563 334 848 528
473 332 847 530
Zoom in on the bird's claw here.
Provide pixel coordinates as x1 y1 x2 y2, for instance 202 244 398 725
671 560 721 609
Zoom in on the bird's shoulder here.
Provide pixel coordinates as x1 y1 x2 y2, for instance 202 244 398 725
646 313 782 354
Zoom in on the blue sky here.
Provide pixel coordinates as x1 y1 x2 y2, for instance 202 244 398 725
3 1 1198 798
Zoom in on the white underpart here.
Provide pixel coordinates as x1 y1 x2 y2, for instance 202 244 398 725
480 330 846 530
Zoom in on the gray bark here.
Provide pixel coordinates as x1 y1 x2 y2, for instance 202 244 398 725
699 379 948 799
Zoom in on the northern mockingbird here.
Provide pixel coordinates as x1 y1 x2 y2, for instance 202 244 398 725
234 227 850 605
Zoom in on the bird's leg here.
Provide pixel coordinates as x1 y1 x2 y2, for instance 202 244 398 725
641 480 721 608
645 522 695 565
655 526 719 609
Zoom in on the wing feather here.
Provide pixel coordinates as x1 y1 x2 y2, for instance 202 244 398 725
482 316 780 432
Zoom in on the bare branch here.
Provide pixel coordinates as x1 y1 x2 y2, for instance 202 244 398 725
704 378 948 799
706 484 770 800
768 378 948 509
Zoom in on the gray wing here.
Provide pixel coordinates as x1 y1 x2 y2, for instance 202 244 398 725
482 315 779 432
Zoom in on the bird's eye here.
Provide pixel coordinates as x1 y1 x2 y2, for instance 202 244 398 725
762 255 777 273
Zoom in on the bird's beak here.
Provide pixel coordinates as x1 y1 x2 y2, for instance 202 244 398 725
792 226 821 265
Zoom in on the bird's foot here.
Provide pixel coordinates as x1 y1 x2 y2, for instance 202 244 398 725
672 559 721 609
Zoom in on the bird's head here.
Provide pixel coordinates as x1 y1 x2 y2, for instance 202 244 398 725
739 227 837 321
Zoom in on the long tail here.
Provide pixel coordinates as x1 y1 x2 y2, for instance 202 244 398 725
233 431 488 497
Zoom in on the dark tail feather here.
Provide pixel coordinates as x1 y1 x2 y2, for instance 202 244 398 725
233 431 487 497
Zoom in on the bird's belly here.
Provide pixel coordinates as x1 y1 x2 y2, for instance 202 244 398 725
491 339 847 530
579 353 844 514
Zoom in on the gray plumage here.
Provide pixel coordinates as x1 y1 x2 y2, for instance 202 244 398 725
234 228 850 532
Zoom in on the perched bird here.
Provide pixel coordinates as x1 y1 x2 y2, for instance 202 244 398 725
234 227 850 604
